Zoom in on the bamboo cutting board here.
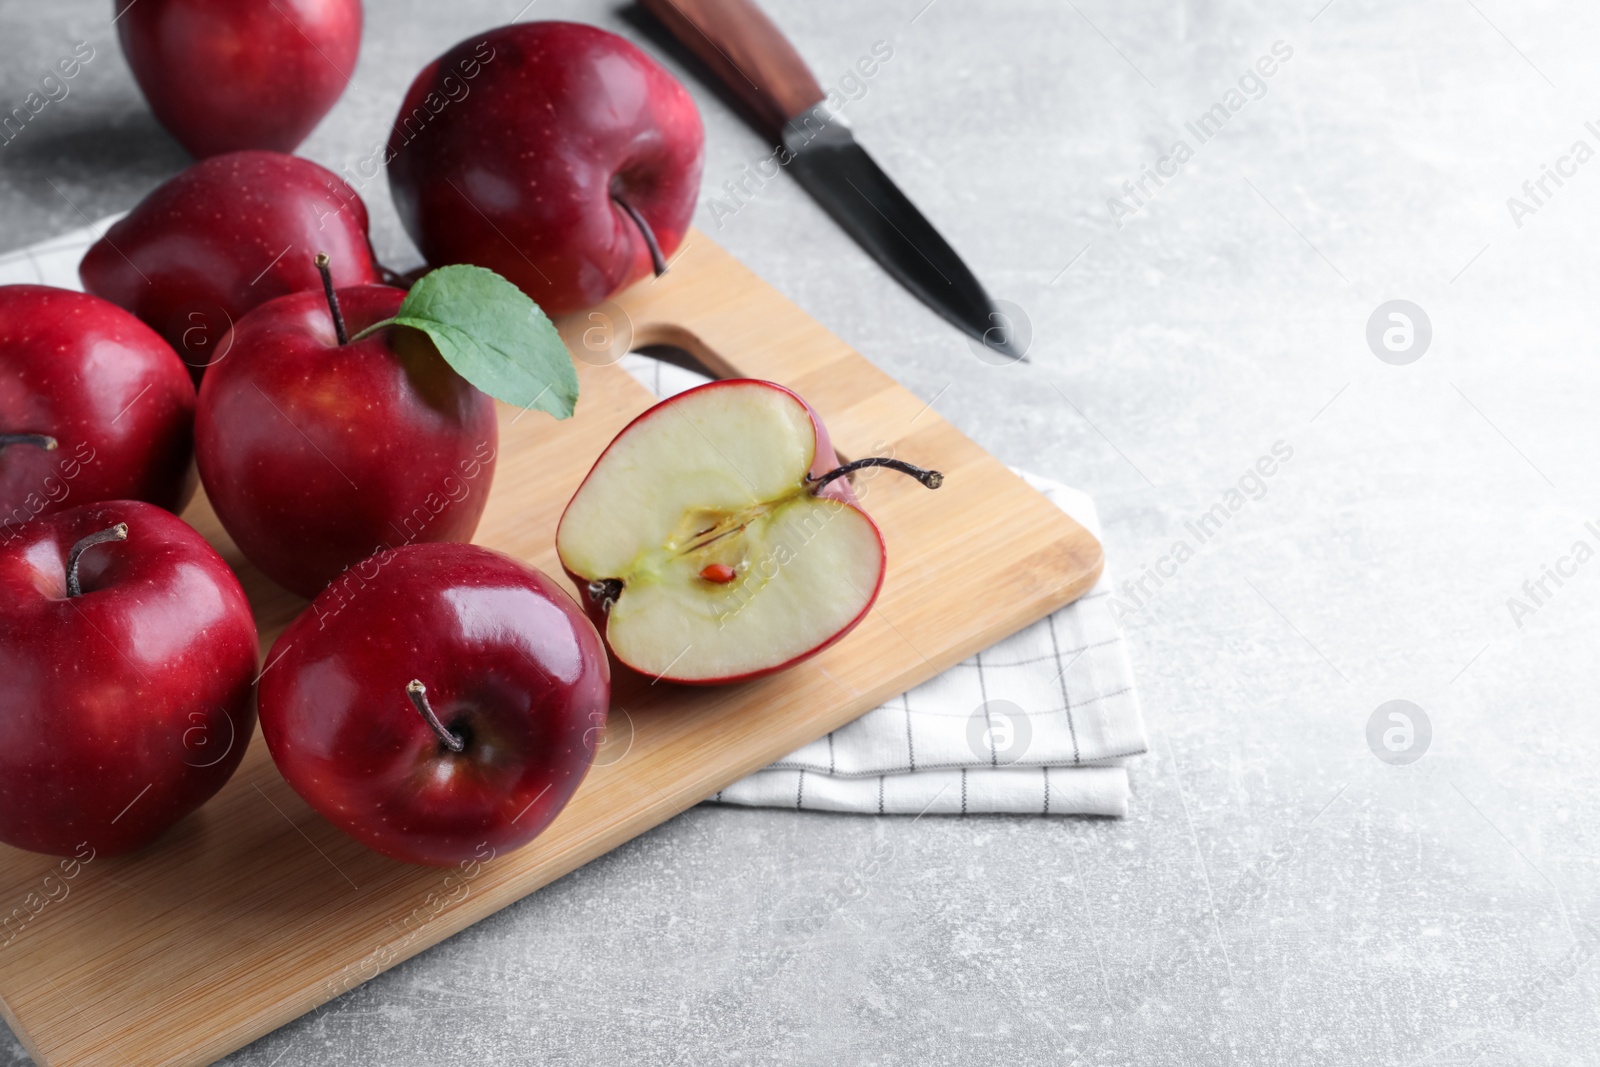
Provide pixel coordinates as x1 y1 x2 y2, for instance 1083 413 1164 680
0 231 1102 1067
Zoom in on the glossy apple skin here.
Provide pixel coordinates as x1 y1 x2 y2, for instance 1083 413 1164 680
0 500 258 857
115 0 363 158
195 284 497 599
387 21 705 317
556 379 885 685
0 286 197 526
80 151 381 381
258 543 610 866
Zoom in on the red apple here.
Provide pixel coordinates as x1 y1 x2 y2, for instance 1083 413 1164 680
386 21 705 317
0 500 258 857
555 379 942 684
194 273 497 599
257 542 610 866
80 151 382 381
115 0 363 158
1 285 196 526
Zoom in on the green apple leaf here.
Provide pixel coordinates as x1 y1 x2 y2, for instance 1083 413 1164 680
356 264 578 420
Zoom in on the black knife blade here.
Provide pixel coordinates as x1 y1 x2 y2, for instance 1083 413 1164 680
781 105 1016 358
635 0 1021 362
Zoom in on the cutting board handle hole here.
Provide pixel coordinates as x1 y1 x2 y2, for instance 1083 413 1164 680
631 342 724 383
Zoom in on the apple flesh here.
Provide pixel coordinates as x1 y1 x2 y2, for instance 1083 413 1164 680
257 542 610 866
195 277 497 599
115 0 362 158
386 21 705 317
555 380 941 685
0 500 259 857
1 285 196 523
80 151 382 381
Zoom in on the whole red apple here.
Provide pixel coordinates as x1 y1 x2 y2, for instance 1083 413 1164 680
195 274 497 599
386 21 704 317
1 285 196 528
556 379 942 685
115 0 363 158
0 500 258 857
80 151 381 381
257 542 610 866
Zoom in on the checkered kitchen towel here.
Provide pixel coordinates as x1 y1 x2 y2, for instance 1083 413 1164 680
0 221 1147 816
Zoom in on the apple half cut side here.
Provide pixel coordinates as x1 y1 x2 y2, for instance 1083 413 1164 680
555 379 942 685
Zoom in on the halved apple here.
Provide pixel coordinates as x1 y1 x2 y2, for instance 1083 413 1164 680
555 379 941 685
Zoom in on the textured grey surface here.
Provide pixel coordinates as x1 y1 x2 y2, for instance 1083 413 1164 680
3 0 1599 1064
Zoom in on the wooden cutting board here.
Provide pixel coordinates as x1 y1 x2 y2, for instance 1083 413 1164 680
0 231 1102 1067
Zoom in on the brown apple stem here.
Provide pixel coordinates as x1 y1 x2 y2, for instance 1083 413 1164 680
611 194 669 276
65 523 128 597
0 433 58 451
314 252 350 346
807 458 944 493
406 680 465 753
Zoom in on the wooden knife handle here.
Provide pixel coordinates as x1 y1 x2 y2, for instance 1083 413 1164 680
638 0 825 142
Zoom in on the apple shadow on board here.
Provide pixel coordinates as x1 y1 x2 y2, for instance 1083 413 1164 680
1 106 189 246
633 342 719 381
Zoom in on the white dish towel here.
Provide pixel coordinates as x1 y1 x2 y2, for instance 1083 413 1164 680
0 221 1147 816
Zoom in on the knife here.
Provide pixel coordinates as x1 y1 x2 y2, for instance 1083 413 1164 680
637 0 1020 361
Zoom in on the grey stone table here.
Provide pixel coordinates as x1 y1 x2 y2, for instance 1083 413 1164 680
3 0 1598 1063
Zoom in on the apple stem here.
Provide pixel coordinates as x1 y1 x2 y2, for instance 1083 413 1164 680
807 458 945 493
611 194 669 276
0 433 58 452
587 578 623 614
406 680 465 753
65 523 128 597
314 252 350 346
